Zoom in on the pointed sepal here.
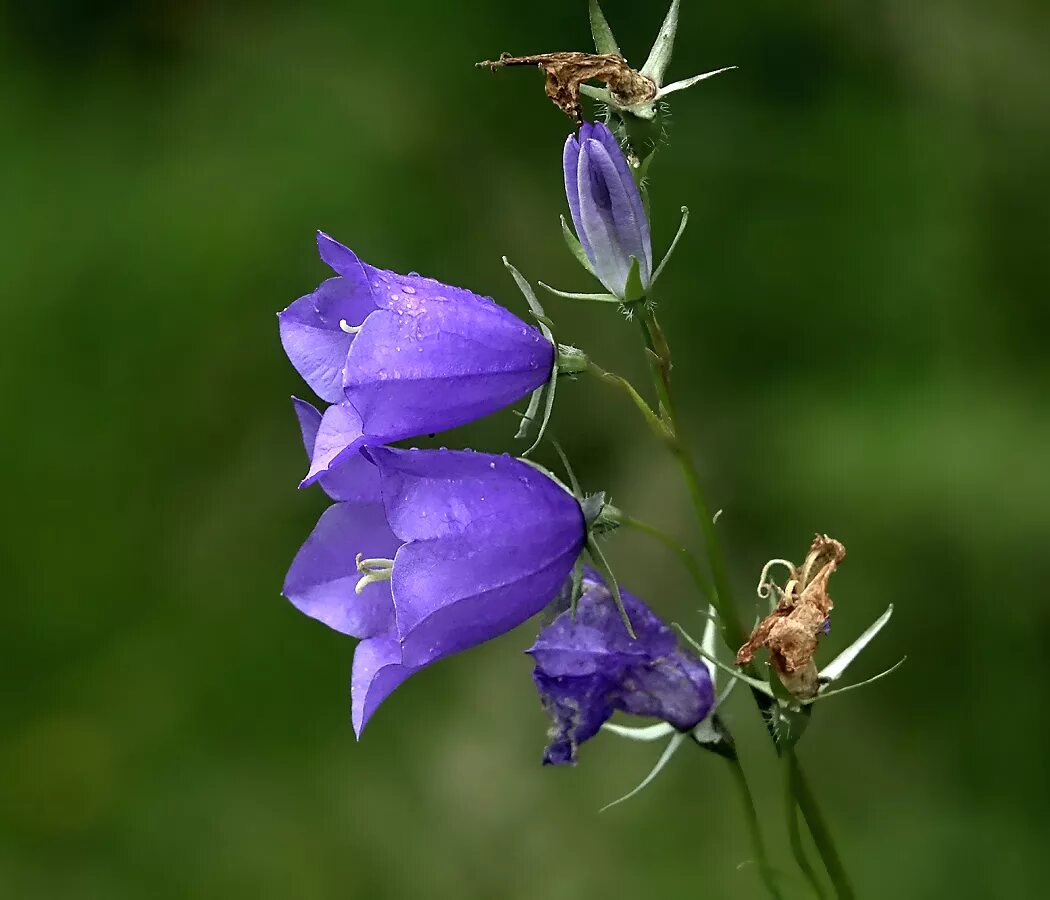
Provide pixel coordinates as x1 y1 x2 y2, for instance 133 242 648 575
820 604 894 682
589 0 622 58
640 0 681 84
599 732 687 812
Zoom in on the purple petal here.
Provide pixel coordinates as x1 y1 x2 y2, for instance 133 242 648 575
363 264 488 313
342 300 553 441
292 398 382 503
282 502 401 638
292 396 323 454
351 636 420 738
278 290 353 403
563 132 591 260
367 447 579 542
578 140 651 295
301 403 367 488
532 671 615 765
528 575 714 765
589 124 650 272
392 525 583 668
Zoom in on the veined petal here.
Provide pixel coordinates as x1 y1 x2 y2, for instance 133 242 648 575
583 139 651 285
351 636 420 738
529 574 714 764
292 398 381 503
563 133 591 261
343 300 553 441
392 527 583 669
282 502 401 638
367 447 581 543
301 403 367 488
278 291 352 403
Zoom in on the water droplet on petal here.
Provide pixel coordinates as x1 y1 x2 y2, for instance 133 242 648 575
489 462 496 469
402 285 416 295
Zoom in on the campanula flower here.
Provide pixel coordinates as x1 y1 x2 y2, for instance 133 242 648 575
282 445 587 736
563 122 652 299
528 571 714 765
279 233 556 487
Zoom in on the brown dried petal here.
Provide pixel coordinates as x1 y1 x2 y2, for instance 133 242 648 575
736 535 846 697
476 52 656 123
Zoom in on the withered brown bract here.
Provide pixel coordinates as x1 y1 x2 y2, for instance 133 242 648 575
737 535 846 699
476 52 656 123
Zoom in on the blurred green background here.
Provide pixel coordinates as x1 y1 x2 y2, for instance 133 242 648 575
3 0 1048 896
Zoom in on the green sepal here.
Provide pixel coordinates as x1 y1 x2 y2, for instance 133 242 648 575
514 386 544 440
588 0 622 58
560 215 597 277
622 256 647 303
539 281 620 304
586 535 635 638
640 0 680 84
502 257 558 456
599 732 687 812
579 491 607 529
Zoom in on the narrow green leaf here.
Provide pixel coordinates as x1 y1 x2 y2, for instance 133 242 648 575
589 0 622 58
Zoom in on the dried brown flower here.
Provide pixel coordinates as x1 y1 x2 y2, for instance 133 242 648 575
737 535 846 699
476 52 656 123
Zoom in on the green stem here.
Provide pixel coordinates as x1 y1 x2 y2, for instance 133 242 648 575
631 302 855 897
789 749 855 899
783 752 828 899
636 307 748 652
726 755 784 900
610 511 716 608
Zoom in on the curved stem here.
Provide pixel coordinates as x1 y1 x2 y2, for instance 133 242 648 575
611 511 716 608
788 749 855 899
631 303 855 897
783 752 828 899
726 755 784 900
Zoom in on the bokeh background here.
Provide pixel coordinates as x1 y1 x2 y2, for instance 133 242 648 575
3 0 1048 896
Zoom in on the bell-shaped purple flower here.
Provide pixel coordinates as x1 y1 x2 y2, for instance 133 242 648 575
282 445 587 736
528 571 714 765
279 233 555 487
564 122 652 299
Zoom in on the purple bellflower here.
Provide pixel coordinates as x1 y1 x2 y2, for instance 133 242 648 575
563 122 652 300
283 444 587 736
528 571 714 765
279 233 556 486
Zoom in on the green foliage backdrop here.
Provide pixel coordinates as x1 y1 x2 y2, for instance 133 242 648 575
2 1 1048 896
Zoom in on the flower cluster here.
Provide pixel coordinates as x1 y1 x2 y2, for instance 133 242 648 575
277 132 715 749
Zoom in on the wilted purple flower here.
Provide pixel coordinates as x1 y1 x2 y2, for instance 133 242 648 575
528 572 714 765
564 122 652 299
279 233 555 486
283 446 586 736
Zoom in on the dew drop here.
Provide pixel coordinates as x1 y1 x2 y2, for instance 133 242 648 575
402 285 416 295
489 461 496 469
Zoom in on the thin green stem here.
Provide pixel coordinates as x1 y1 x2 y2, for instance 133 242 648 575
726 755 784 900
789 749 855 899
636 307 748 652
783 752 828 899
629 301 855 896
586 360 672 443
611 511 716 608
